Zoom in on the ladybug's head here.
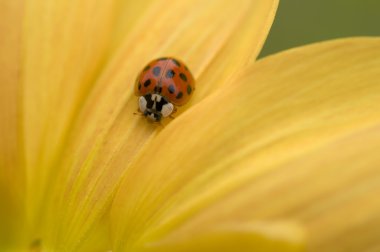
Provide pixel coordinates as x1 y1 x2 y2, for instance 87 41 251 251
138 93 174 122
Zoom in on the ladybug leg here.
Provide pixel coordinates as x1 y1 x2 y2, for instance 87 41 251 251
133 110 144 116
169 107 177 119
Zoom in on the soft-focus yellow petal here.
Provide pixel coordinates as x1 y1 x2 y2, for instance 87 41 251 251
141 221 304 252
32 0 278 250
227 124 380 252
111 38 380 251
143 124 380 252
0 0 26 249
193 0 278 102
20 0 153 248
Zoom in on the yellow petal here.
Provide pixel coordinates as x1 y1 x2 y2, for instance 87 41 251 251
193 0 279 102
244 124 380 252
142 124 380 252
19 0 153 248
30 0 278 250
0 0 26 249
111 38 380 251
141 221 304 252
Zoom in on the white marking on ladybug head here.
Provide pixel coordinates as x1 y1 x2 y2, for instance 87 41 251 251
138 93 172 121
152 93 162 102
138 96 147 113
161 102 174 117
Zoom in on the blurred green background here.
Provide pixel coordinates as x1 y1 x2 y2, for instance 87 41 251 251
260 0 380 57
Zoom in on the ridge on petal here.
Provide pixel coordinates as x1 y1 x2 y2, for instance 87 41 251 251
141 221 305 252
0 0 26 249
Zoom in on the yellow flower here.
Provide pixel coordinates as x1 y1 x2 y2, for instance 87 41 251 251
1 0 380 251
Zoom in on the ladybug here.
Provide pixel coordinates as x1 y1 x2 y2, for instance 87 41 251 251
135 57 195 122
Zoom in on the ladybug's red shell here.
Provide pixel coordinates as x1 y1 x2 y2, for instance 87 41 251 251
135 57 195 106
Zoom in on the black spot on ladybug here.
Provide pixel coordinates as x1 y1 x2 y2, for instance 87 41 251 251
138 83 142 90
143 65 150 71
179 73 187 82
154 86 162 93
156 97 168 111
153 66 161 77
157 57 168 61
166 70 175 78
168 84 175 94
144 79 151 87
176 92 183 99
145 94 154 109
187 85 192 95
184 65 189 71
171 59 181 67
